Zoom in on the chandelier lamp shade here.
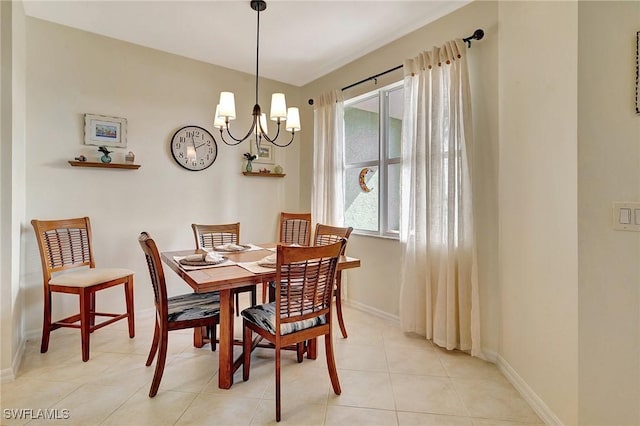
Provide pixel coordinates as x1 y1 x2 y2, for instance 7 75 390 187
214 0 300 153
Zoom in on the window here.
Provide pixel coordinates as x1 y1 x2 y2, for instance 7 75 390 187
343 82 403 238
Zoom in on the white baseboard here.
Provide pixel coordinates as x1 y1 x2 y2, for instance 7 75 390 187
343 299 400 325
495 353 563 426
1 336 25 384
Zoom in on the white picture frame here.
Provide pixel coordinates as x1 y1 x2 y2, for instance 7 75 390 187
250 139 275 164
84 114 127 148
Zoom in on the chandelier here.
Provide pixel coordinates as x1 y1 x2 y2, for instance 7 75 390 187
214 0 300 153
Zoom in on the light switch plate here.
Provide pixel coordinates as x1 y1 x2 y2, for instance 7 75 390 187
613 202 640 231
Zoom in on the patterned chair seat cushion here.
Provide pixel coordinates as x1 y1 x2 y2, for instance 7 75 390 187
241 302 326 335
167 292 220 322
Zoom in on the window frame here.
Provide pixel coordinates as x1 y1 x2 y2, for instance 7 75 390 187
343 81 403 239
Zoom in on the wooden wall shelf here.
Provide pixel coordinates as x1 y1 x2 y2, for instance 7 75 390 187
242 172 285 178
69 161 141 170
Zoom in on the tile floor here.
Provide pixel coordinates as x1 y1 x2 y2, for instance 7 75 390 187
1 297 543 426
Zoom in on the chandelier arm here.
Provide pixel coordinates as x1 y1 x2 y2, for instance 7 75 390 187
257 119 282 144
219 130 244 146
268 131 296 148
220 119 258 145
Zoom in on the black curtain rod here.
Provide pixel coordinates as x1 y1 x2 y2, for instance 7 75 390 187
308 28 484 106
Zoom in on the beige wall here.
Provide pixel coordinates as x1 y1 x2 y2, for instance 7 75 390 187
0 0 27 379
19 17 301 337
498 2 579 424
300 0 501 350
578 2 640 424
4 2 639 424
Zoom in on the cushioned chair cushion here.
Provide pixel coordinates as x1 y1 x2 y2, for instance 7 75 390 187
241 302 326 335
49 268 134 287
167 292 220 322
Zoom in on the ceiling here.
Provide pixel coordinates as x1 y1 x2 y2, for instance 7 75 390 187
22 1 470 87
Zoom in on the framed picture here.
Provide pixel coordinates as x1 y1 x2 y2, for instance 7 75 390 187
250 139 275 164
84 114 127 148
636 31 639 115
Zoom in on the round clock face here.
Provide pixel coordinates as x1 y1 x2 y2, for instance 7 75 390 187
170 125 218 171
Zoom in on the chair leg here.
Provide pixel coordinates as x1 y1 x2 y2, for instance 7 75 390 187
41 288 52 354
306 338 317 359
235 292 240 317
149 327 169 397
193 326 205 348
146 319 160 366
242 321 252 381
335 274 348 338
296 342 305 363
89 292 96 329
261 282 267 303
209 321 217 352
250 287 257 307
268 281 275 302
324 332 341 395
124 276 135 338
80 290 91 362
275 345 282 422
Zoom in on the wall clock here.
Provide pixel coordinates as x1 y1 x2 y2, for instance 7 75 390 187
170 125 218 171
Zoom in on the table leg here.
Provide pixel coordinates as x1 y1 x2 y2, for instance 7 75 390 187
218 288 234 389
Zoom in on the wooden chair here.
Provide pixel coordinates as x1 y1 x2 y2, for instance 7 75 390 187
31 217 135 362
138 232 220 397
259 212 313 303
242 240 345 422
314 223 353 339
191 223 257 315
278 212 312 246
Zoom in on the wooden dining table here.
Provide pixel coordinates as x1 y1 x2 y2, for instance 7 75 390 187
160 243 360 389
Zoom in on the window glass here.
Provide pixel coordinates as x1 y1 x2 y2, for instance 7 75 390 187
344 95 379 164
344 166 378 232
343 81 402 238
387 163 401 232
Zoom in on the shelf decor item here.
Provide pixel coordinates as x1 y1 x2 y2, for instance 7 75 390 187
84 114 127 148
98 146 113 163
125 151 135 164
243 152 256 172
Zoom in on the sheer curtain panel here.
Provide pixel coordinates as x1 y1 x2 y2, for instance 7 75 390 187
312 90 345 226
399 40 481 356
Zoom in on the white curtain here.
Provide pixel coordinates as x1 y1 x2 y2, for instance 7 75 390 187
399 39 481 356
312 90 345 226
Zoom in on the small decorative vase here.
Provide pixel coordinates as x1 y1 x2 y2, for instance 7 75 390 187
274 165 283 174
245 161 253 172
100 153 112 164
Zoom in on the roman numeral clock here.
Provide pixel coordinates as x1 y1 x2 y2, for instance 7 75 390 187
170 125 218 171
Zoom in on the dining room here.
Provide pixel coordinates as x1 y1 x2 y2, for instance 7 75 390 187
3 1 640 425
